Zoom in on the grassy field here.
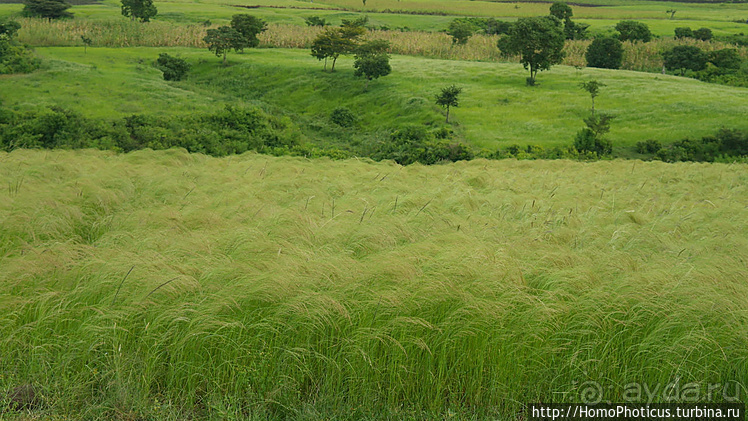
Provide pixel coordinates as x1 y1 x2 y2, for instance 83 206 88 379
1 149 746 419
2 0 748 36
1 47 747 153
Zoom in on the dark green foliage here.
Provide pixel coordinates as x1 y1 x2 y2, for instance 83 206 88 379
585 37 623 69
304 16 328 27
0 105 300 156
549 2 586 39
230 14 267 48
353 41 391 89
674 27 694 39
22 0 72 19
155 53 190 81
693 27 713 41
655 129 748 162
481 18 513 35
435 84 462 123
573 113 614 156
121 0 157 22
447 19 474 45
372 124 473 165
498 16 565 85
0 24 40 75
708 48 742 70
0 19 21 38
636 139 661 154
663 45 708 75
549 2 573 21
487 144 577 160
615 20 652 43
204 26 246 65
329 107 355 127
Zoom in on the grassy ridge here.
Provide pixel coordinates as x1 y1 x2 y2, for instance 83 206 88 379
1 149 747 419
1 47 747 152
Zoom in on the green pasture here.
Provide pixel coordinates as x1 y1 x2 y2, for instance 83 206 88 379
1 47 746 153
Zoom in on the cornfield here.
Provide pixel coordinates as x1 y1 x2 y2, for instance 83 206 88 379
16 19 748 72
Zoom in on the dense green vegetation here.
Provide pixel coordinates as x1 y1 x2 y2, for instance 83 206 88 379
1 149 747 419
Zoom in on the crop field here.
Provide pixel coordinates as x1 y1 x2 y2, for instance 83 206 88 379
1 149 747 419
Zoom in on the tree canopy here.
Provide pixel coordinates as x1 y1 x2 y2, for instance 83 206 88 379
585 37 623 69
121 0 157 22
230 14 267 48
353 40 391 89
435 85 462 123
203 26 247 65
615 20 652 43
22 0 72 20
663 45 708 75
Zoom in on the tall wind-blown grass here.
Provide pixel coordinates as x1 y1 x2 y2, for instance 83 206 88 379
1 149 746 419
17 19 747 72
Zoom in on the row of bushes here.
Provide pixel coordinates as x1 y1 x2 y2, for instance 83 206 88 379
637 129 748 163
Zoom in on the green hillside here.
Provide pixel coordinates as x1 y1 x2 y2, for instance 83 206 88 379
2 47 747 155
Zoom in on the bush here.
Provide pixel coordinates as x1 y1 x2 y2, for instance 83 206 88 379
154 53 190 81
585 37 623 69
663 45 708 75
693 27 713 41
574 128 612 157
304 16 328 27
636 139 661 154
329 107 356 128
447 19 474 45
654 128 748 162
372 124 473 165
615 20 652 43
0 39 40 74
674 27 693 39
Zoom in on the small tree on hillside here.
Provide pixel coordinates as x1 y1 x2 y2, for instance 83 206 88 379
230 14 267 48
310 21 365 71
580 80 605 116
22 0 72 20
204 26 247 65
353 40 391 89
447 19 474 45
498 16 565 86
80 35 92 54
574 113 614 156
585 37 623 69
666 9 676 19
435 85 462 123
121 0 157 22
615 20 652 43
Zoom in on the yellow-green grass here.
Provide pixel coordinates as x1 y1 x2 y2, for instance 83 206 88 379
1 47 747 152
1 148 747 419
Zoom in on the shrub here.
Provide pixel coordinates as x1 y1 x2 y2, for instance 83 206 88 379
615 20 652 43
663 45 708 75
674 27 693 39
304 16 328 27
585 37 623 69
636 139 662 154
693 27 713 41
372 124 472 165
329 107 356 128
0 40 40 74
155 53 190 81
447 19 474 45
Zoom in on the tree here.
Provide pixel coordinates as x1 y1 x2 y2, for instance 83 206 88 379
666 9 676 19
615 20 652 43
310 21 365 71
498 16 565 86
663 45 708 75
22 0 72 20
121 0 157 22
549 2 586 40
549 2 573 21
709 48 742 70
155 53 190 81
353 40 391 89
203 26 247 65
579 80 605 116
585 37 623 69
674 27 693 39
80 35 92 54
693 27 712 41
435 85 462 123
230 14 267 48
447 19 474 45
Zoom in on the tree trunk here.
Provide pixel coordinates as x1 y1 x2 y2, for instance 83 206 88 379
591 97 595 116
331 56 337 71
446 106 450 123
223 52 227 65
